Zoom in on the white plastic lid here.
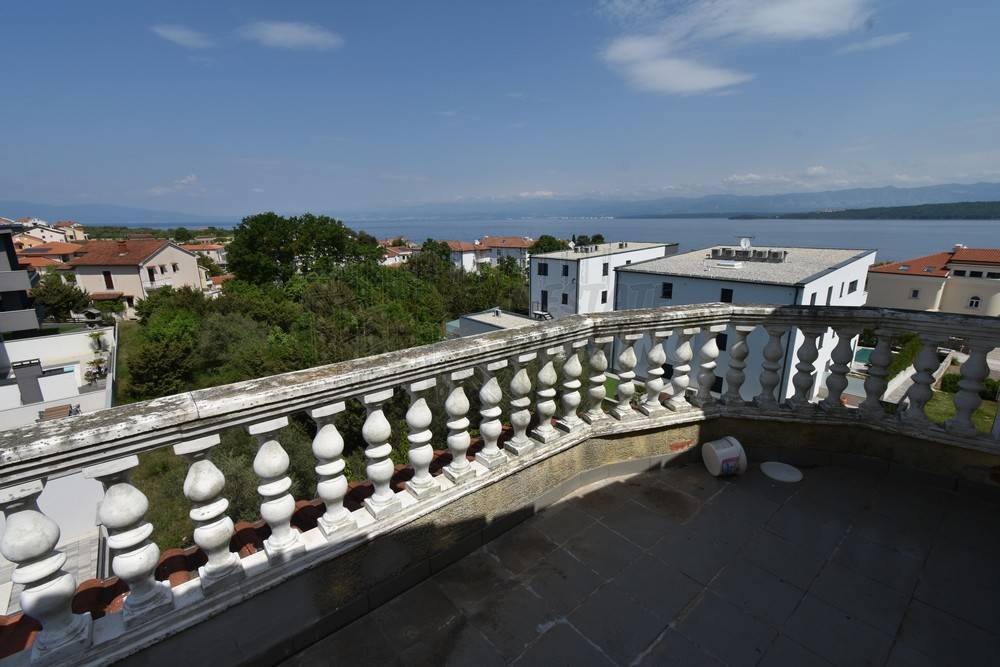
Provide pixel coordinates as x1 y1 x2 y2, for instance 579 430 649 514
760 461 803 483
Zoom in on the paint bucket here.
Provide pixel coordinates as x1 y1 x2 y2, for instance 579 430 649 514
701 436 748 477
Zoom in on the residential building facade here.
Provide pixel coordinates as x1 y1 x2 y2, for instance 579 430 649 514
445 240 491 272
53 220 88 242
0 229 39 336
180 243 228 268
17 218 69 244
867 245 1000 316
529 242 676 319
479 236 533 269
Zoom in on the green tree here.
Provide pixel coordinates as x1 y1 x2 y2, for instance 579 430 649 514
173 227 194 243
30 270 89 320
530 235 569 253
197 254 224 277
227 212 300 284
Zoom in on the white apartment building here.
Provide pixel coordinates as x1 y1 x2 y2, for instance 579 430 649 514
17 218 68 244
445 240 492 272
479 236 533 269
529 242 677 319
616 242 877 402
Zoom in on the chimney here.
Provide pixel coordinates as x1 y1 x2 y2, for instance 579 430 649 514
953 243 965 253
117 240 128 255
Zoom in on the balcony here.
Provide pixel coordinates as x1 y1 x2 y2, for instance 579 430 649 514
0 304 998 665
141 278 173 291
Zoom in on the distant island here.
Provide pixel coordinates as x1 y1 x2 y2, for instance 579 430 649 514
727 201 1000 220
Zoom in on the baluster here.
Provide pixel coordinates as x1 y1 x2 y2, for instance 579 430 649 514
722 325 755 406
173 434 243 591
506 352 537 455
899 335 940 424
755 325 787 408
691 325 726 407
611 333 643 419
444 369 476 483
248 417 305 559
946 340 992 436
531 346 562 442
362 389 402 517
787 326 826 408
640 330 671 416
859 328 893 418
666 328 697 411
405 378 441 498
477 361 510 469
0 481 92 663
582 336 613 424
556 340 587 431
309 402 355 536
84 456 173 625
821 328 860 411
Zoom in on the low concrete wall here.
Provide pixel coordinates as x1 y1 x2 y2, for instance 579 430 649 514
124 417 1000 666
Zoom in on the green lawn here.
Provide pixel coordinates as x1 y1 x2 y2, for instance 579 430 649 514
924 391 997 434
112 320 142 405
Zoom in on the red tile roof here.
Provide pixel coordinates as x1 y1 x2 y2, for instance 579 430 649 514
445 240 478 252
181 243 225 251
479 235 533 249
90 291 124 300
869 252 951 277
68 240 170 267
53 220 81 228
210 273 235 286
18 242 84 257
950 248 1000 265
16 255 60 269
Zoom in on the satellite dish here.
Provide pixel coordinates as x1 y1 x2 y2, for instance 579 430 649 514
739 237 752 250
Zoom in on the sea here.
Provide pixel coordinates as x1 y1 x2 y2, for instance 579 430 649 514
130 217 1000 262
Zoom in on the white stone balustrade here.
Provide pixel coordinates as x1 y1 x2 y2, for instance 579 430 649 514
947 340 992 436
405 378 440 498
821 327 860 412
788 326 826 409
582 336 613 423
248 417 305 560
860 329 893 417
666 328 697 411
444 369 476 483
309 402 355 537
362 389 402 517
692 325 726 407
556 340 587 431
506 351 537 455
900 334 939 424
531 346 562 442
755 325 786 408
722 325 755 406
476 361 510 469
84 456 173 625
611 333 643 420
640 330 671 416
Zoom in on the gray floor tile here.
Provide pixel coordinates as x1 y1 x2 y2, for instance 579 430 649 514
832 532 922 594
569 583 671 665
563 522 642 578
469 584 557 661
659 463 730 501
572 483 635 519
765 501 851 557
398 615 504 667
513 621 615 666
285 614 397 666
652 525 738 585
896 600 1000 665
601 498 678 548
783 595 893 666
916 542 1000 633
612 553 701 621
524 547 603 616
372 580 460 650
678 592 777 667
759 634 833 667
620 475 702 522
740 528 827 590
710 557 805 626
885 642 940 667
849 509 935 561
525 500 595 546
485 523 557 574
809 562 910 634
638 629 723 666
435 548 515 612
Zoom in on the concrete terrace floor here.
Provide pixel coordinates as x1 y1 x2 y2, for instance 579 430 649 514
284 459 1000 666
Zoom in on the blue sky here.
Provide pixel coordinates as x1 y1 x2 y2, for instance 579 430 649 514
1 1 998 216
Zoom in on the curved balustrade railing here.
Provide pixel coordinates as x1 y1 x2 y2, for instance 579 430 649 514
1 303 999 665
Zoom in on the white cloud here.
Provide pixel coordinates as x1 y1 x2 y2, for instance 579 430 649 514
149 174 203 196
836 32 911 54
723 173 795 186
804 165 829 177
518 190 556 199
602 0 877 95
151 25 214 49
239 22 343 50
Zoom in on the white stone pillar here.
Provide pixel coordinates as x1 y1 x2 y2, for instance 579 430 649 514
639 330 671 416
820 328 860 411
946 340 992 436
247 417 305 560
611 333 643 420
406 377 440 498
755 325 787 408
477 360 510 469
582 336 613 424
0 481 92 664
859 329 893 418
900 335 940 425
506 351 537 455
84 456 173 626
308 402 355 537
362 389 402 517
722 325 755 406
691 325 726 407
788 326 825 409
444 369 476 483
666 328 698 411
556 340 587 431
531 346 562 442
173 434 243 592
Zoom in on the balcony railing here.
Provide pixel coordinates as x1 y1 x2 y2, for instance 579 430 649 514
141 278 172 291
1 304 998 664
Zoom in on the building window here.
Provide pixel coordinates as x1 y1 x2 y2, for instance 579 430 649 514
561 265 568 277
538 262 548 276
826 285 833 305
125 296 134 308
716 333 728 351
172 263 179 272
898 264 910 271
661 282 673 299
602 263 609 276
910 289 920 299
848 280 858 293
561 293 568 305
601 290 608 304
540 290 548 309
953 269 967 277
839 282 844 298
625 260 632 265
720 288 733 303
809 293 817 305
102 271 114 289
969 296 981 309
988 272 1000 279
970 271 983 278
159 264 167 273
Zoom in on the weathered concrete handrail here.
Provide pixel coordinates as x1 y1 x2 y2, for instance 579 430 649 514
1 303 999 666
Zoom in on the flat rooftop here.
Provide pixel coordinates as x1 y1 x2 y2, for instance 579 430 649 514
284 459 999 666
622 246 875 286
461 308 537 330
532 241 673 261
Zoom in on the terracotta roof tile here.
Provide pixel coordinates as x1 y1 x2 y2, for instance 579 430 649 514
869 252 951 277
210 273 235 286
479 235 534 249
18 242 84 256
445 240 478 252
68 240 170 267
950 248 1000 265
16 255 60 268
180 243 224 251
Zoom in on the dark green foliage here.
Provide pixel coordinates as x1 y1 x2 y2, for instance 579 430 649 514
85 225 232 240
530 235 570 253
30 270 90 320
778 201 1000 220
940 372 1000 399
173 227 194 242
573 233 605 245
197 254 224 277
886 333 922 381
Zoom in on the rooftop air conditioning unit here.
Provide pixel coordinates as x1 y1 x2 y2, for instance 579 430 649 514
735 249 750 259
753 250 767 259
722 248 734 258
711 248 722 259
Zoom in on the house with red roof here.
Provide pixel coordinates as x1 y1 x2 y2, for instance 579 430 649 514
52 220 88 242
867 244 1000 316
479 235 534 269
180 242 228 268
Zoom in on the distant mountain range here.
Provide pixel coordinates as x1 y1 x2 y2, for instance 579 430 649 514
0 200 230 225
5 181 1000 225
